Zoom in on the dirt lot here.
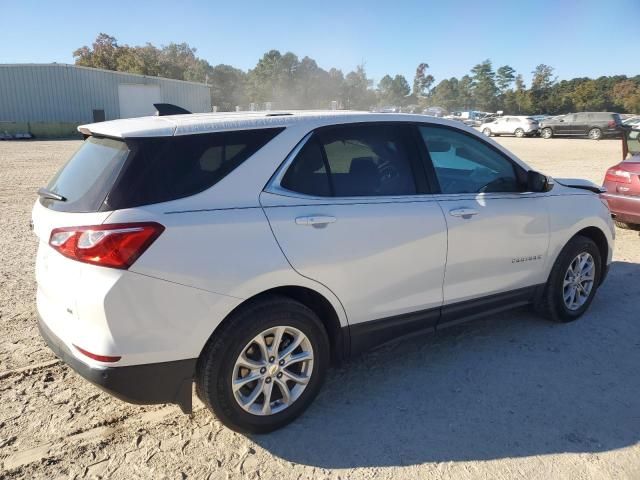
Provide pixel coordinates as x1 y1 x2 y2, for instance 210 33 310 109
1 137 639 479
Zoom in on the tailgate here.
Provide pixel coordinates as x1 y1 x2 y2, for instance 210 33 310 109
32 200 112 338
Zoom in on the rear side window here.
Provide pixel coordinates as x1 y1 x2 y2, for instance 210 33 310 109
282 125 418 197
42 128 283 212
281 140 331 197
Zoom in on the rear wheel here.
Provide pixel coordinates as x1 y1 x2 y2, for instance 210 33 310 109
196 295 330 433
482 128 492 137
535 236 601 322
514 128 525 138
541 128 553 139
588 127 602 140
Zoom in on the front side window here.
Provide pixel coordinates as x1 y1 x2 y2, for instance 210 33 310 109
419 126 521 194
282 125 418 197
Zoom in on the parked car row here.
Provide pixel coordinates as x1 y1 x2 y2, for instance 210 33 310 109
477 112 627 140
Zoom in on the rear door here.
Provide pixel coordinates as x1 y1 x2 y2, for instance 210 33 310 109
261 124 448 343
572 113 589 135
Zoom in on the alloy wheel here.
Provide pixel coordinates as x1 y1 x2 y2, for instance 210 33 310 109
231 326 314 416
562 252 595 310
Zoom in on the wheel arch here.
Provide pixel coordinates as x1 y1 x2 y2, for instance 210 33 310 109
198 285 348 365
572 226 609 284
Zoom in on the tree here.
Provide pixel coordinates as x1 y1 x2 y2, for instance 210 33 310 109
413 63 435 98
245 50 299 106
431 78 459 112
530 64 557 113
73 33 122 71
378 74 411 106
470 60 498 111
458 75 474 110
209 64 246 110
342 65 375 110
496 65 516 94
571 80 606 111
612 80 640 113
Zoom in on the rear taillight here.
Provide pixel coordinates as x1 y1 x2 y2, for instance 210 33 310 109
605 166 632 184
49 222 164 269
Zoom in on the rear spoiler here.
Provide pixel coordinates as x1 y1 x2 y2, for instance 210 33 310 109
154 103 191 116
554 178 606 194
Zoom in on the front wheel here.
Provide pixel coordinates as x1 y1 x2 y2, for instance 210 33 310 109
514 128 525 138
196 295 330 433
535 235 601 322
482 128 492 137
541 128 553 139
588 127 602 140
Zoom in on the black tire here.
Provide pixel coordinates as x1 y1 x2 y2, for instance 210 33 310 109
535 235 602 323
588 127 602 140
482 128 492 137
615 220 640 230
541 128 553 139
196 295 330 433
514 128 525 138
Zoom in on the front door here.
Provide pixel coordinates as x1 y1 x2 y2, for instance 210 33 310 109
418 125 550 318
261 124 448 349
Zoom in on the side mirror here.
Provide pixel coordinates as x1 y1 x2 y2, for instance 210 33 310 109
527 170 554 192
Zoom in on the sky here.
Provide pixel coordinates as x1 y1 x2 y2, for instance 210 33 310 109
1 0 638 86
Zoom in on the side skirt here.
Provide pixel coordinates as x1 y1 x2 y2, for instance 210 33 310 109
346 285 541 357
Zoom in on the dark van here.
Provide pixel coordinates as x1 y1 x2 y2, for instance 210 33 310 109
539 112 623 140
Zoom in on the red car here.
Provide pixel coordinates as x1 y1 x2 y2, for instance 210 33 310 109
602 128 640 229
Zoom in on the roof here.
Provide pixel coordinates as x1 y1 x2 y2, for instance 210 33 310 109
77 110 468 138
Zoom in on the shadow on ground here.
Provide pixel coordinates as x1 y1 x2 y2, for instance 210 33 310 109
252 261 640 468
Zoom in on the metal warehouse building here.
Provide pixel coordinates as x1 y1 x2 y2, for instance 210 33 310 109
0 63 211 137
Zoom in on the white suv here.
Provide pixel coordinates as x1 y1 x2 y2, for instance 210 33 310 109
33 111 614 432
481 116 539 137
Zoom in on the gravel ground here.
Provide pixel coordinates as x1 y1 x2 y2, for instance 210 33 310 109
1 137 639 479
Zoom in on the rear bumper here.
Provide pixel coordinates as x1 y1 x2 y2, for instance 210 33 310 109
601 192 640 225
38 316 196 413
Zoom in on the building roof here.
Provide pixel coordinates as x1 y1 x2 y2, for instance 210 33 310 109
0 63 209 87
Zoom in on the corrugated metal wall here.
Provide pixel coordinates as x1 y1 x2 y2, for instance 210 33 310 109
0 64 211 123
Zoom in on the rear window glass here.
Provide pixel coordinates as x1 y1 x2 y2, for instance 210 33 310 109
41 128 283 212
41 137 129 212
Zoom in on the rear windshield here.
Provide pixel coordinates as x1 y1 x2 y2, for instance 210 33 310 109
41 137 129 212
41 128 283 212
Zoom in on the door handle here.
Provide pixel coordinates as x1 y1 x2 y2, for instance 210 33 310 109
449 208 479 218
295 215 337 226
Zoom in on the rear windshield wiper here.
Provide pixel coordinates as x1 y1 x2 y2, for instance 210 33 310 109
37 187 67 202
